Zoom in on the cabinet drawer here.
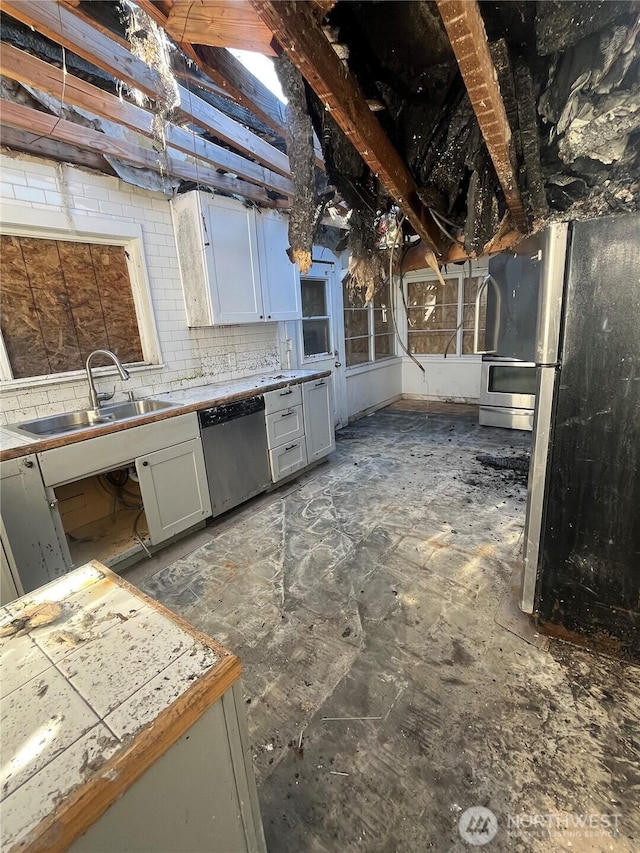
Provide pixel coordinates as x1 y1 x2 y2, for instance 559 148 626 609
265 405 304 449
269 437 308 482
264 384 302 415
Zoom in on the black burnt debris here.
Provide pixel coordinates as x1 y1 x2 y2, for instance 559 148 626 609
314 0 639 254
1 0 638 265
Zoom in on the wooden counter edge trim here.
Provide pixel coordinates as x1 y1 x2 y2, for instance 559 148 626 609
12 563 242 853
0 370 332 463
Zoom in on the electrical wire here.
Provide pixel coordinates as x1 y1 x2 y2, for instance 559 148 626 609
29 13 68 147
429 208 464 246
388 214 425 374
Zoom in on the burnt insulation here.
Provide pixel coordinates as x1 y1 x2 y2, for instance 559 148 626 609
274 53 316 274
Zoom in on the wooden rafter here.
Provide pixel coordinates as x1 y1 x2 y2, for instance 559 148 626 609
436 0 528 232
0 45 293 197
250 0 445 255
164 0 277 56
0 0 292 180
0 100 282 205
134 2 324 168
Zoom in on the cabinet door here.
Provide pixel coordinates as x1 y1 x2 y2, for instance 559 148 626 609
258 212 301 321
136 439 212 546
204 196 264 324
302 377 336 462
0 456 71 593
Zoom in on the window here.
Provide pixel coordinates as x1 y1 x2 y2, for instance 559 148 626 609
407 271 486 356
301 277 331 357
0 235 145 379
344 280 395 367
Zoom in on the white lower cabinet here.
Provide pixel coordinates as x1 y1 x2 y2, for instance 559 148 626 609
136 438 212 545
265 377 335 483
269 437 308 482
302 377 336 462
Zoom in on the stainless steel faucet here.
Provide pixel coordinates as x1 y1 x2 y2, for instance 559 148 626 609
85 349 130 409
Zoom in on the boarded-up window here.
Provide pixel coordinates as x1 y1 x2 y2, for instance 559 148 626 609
0 236 144 379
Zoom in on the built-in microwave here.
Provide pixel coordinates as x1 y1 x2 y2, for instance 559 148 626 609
479 357 536 430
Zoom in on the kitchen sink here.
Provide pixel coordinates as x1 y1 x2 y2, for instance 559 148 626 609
5 399 177 439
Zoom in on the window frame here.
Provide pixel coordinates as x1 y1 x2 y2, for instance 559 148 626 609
343 280 396 370
300 273 333 362
0 209 161 385
404 265 488 359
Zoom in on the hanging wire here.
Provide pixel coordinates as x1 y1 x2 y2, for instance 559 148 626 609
29 3 68 145
388 214 425 374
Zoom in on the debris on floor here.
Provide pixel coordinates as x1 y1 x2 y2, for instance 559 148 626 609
127 405 640 852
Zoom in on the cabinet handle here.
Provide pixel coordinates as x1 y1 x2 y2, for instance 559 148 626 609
268 315 272 319
281 409 294 418
284 443 298 452
259 315 264 319
279 388 293 396
142 461 149 467
315 380 326 387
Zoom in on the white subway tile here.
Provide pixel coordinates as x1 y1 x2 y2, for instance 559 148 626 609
14 186 47 204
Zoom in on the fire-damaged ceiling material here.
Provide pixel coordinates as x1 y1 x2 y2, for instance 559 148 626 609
252 0 639 262
0 0 638 268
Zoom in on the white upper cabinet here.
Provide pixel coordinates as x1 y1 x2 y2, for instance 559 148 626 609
171 191 301 326
258 211 301 321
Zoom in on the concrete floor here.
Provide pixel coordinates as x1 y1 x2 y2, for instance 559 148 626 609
126 403 640 852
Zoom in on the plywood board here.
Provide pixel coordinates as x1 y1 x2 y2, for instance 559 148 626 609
0 236 144 378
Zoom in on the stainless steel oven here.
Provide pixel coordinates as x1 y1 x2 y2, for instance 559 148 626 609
479 357 537 430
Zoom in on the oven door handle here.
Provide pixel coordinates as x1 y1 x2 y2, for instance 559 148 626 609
474 274 501 355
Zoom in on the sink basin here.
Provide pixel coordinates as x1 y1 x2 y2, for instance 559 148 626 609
5 399 177 439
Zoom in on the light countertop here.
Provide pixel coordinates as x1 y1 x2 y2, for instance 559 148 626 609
0 369 330 461
0 561 239 852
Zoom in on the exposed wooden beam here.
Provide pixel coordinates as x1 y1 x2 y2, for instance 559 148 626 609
0 125 115 174
251 0 444 254
0 99 280 205
134 1 324 168
175 81 291 178
0 0 292 178
436 0 528 232
0 45 292 196
164 0 277 56
0 0 163 98
195 45 325 169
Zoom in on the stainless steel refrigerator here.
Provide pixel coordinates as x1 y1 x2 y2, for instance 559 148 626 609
478 234 541 430
522 214 640 658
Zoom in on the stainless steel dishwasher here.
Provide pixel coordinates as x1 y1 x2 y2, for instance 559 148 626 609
198 396 271 517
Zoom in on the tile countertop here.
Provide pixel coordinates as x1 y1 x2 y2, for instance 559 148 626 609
0 561 239 852
0 369 331 461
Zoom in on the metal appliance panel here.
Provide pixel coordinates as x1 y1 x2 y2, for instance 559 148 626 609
535 214 640 652
521 366 557 611
479 405 534 431
536 223 569 365
199 399 271 518
480 358 537 409
486 233 542 360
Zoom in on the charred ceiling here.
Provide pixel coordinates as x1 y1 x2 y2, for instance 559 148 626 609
0 0 638 270
310 0 639 252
